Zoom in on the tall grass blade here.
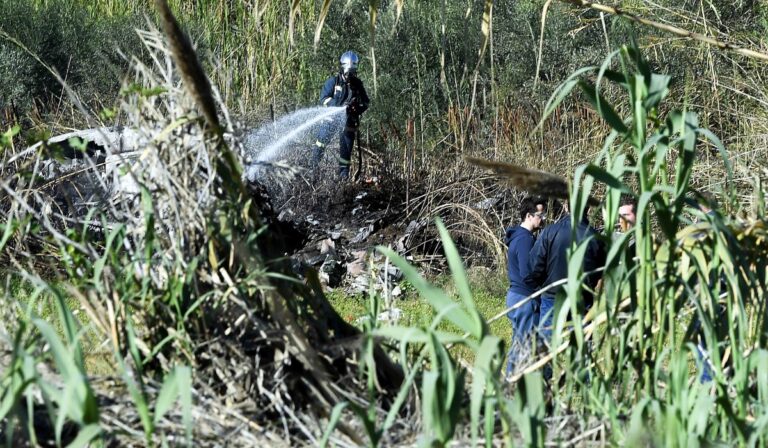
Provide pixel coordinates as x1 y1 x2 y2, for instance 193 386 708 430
289 0 301 46
314 0 334 50
377 246 476 335
537 66 596 130
319 402 349 447
435 218 484 338
578 80 628 134
64 424 101 448
469 335 501 445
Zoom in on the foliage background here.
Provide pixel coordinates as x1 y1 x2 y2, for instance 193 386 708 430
2 0 767 192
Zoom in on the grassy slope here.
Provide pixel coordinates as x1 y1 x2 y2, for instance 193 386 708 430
328 266 512 363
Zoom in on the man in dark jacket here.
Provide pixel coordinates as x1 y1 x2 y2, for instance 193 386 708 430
524 203 606 341
312 51 370 179
505 197 546 374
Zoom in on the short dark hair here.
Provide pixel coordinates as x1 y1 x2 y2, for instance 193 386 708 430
700 190 718 209
519 196 544 221
619 194 637 211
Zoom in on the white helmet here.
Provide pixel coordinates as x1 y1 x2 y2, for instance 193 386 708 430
340 51 359 76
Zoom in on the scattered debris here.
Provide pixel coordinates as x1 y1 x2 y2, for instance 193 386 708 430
474 196 500 210
350 224 374 244
378 307 403 324
319 254 344 287
355 307 404 326
346 250 367 277
319 238 336 254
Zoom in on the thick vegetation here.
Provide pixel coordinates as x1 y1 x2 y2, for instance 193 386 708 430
4 1 768 175
2 0 768 446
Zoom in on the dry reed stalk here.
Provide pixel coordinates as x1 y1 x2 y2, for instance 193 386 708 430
466 156 600 206
154 0 222 137
508 298 632 383
558 0 768 63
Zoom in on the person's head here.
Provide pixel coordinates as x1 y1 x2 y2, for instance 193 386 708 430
519 196 546 231
618 194 637 232
698 190 718 215
339 51 359 78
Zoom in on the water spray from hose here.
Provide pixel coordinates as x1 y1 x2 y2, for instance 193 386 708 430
243 106 346 182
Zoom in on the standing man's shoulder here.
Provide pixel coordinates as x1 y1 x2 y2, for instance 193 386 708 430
320 75 340 104
504 226 517 247
539 218 562 239
515 226 534 245
323 75 337 87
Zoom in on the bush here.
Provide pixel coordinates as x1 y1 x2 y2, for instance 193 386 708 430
0 0 143 114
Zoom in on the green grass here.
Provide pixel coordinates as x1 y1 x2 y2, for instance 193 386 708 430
327 267 512 363
1 273 114 375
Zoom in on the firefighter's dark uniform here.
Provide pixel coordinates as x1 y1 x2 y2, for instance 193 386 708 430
312 73 369 179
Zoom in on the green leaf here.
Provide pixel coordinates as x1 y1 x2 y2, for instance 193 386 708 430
93 224 124 292
383 350 426 431
645 133 669 175
698 127 732 187
377 247 476 335
537 66 597 131
557 239 592 349
431 338 453 414
373 326 468 345
33 318 98 445
436 218 484 338
0 124 21 148
154 368 179 426
629 73 648 148
604 231 632 269
579 80 628 134
0 377 34 422
571 163 595 228
178 366 192 444
116 322 153 440
319 402 349 447
645 73 671 109
421 371 440 442
67 137 88 152
596 49 625 101
33 319 80 391
624 45 651 80
688 389 714 436
600 69 628 87
0 217 19 259
583 164 629 192
470 335 501 444
64 424 101 448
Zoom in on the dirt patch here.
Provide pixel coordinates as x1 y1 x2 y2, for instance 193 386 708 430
250 169 435 294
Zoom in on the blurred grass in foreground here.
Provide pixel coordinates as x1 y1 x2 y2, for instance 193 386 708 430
327 267 510 363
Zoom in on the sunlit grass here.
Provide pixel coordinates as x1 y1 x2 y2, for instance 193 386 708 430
327 268 511 364
1 273 114 375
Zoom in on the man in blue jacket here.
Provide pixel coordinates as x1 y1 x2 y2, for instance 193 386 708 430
524 202 606 342
505 197 546 374
312 51 370 179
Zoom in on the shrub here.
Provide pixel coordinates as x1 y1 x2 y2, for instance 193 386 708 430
0 0 143 114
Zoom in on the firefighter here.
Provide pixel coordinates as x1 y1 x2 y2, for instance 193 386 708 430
312 51 370 179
